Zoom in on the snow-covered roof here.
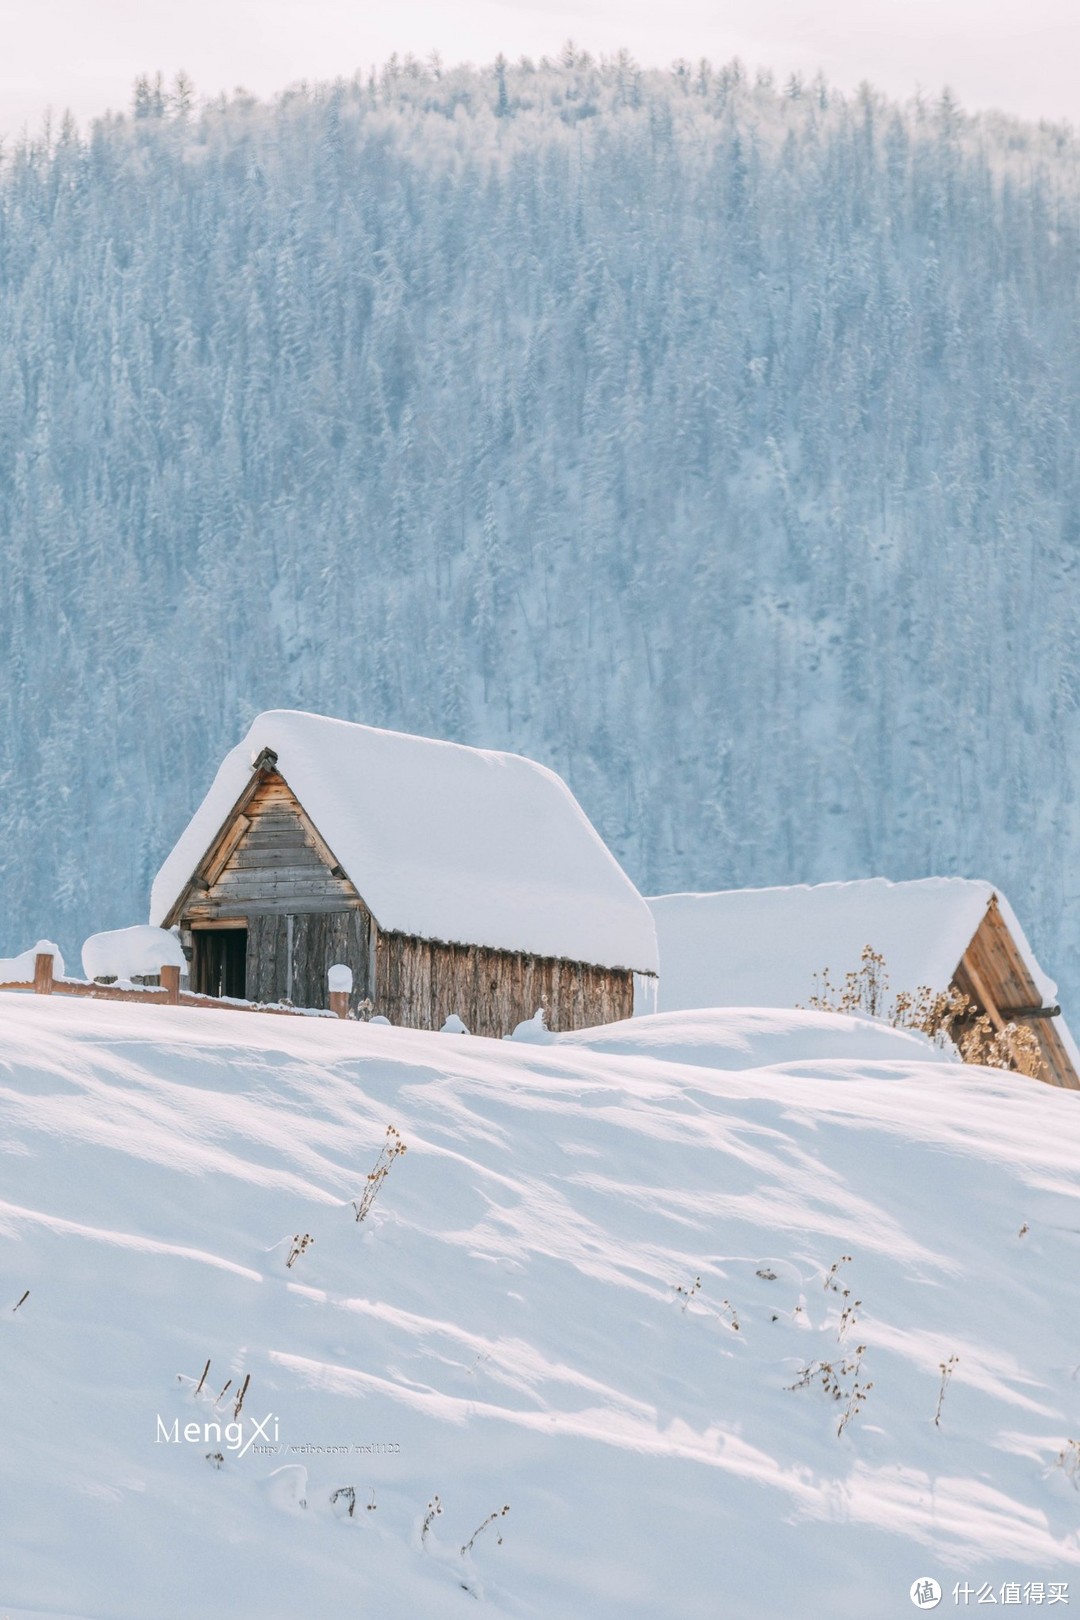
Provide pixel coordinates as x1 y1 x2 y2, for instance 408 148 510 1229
647 877 1060 1013
150 711 658 973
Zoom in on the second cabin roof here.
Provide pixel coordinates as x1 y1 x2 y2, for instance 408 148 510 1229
647 877 1060 1014
150 710 659 974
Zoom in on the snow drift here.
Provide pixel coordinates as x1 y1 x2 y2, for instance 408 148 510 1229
2 995 1080 1619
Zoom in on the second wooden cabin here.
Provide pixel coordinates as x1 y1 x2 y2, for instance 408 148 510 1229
150 710 658 1035
647 877 1080 1089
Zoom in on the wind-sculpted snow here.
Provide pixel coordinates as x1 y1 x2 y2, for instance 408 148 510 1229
4 60 1080 1009
2 996 1080 1617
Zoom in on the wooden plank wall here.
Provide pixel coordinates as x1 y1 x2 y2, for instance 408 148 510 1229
247 911 373 1014
375 934 635 1037
182 777 361 920
957 898 1080 1090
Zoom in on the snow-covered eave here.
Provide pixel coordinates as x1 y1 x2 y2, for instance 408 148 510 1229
374 923 659 976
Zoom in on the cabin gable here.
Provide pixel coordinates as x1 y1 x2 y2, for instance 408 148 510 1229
163 766 378 1013
167 771 368 923
954 897 1079 1090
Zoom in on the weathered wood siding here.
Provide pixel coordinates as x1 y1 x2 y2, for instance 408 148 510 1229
954 898 1080 1090
176 772 375 1012
182 776 361 920
246 910 374 1014
374 933 634 1036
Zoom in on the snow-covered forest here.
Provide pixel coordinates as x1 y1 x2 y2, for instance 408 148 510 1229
3 54 1080 999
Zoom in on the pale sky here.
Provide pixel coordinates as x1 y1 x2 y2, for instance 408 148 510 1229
0 0 1075 136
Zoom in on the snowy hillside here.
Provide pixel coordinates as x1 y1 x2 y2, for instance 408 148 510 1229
4 58 1080 1007
4 995 1080 1618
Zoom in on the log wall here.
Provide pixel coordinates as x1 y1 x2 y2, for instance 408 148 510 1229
374 933 635 1037
246 910 374 1015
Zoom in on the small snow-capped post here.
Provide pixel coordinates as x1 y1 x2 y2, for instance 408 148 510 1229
161 964 181 1004
328 963 352 1019
509 1007 554 1044
33 951 54 995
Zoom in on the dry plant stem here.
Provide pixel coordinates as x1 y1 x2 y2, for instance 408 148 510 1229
421 1495 442 1543
675 1276 702 1312
824 1256 861 1340
837 1347 873 1436
461 1505 510 1556
354 1126 408 1223
286 1233 314 1268
935 1354 959 1426
331 1486 356 1518
234 1373 250 1420
195 1358 211 1397
12 1289 29 1312
788 1347 873 1437
824 1256 852 1292
806 946 1045 1078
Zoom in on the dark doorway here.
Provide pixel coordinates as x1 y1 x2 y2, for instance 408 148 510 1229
191 927 248 999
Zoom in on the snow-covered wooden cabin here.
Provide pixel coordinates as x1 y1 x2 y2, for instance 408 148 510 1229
151 711 658 1035
647 878 1080 1090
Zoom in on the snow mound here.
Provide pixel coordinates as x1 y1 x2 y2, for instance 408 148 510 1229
0 938 65 981
81 925 185 982
555 1005 949 1069
508 1007 555 1044
3 995 1080 1618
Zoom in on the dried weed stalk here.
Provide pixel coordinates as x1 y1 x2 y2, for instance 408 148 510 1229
286 1233 314 1269
806 946 1045 1078
461 1504 510 1556
935 1354 959 1427
354 1126 408 1222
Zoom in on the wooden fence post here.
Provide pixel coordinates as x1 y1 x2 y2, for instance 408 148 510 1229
328 963 351 1020
161 964 180 1004
33 952 54 995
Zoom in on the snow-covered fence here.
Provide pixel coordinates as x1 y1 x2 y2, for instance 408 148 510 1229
0 950 350 1022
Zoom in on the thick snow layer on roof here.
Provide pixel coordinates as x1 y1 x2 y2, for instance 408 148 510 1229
151 711 657 973
648 877 1059 1013
82 925 185 981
